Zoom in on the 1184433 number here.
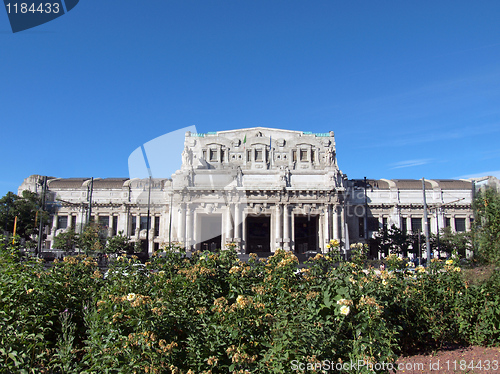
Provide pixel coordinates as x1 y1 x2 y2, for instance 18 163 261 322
5 3 60 14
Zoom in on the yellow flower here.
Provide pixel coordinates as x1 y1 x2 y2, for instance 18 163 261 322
337 298 353 306
453 267 461 272
26 288 34 294
446 259 453 265
416 266 426 273
91 270 103 279
340 305 350 316
236 295 244 305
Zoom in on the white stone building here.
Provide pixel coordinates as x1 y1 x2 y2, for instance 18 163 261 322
18 127 478 256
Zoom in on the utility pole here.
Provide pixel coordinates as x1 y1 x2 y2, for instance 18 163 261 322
87 177 94 224
168 192 173 248
364 177 368 240
146 176 152 254
422 178 431 265
36 176 47 257
435 207 440 253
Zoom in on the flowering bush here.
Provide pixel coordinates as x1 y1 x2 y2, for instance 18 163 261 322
0 238 103 372
0 240 499 373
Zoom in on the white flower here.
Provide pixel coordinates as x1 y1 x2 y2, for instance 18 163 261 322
126 293 136 301
340 305 350 316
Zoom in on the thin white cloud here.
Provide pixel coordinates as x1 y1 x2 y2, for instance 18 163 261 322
390 159 432 169
458 170 500 180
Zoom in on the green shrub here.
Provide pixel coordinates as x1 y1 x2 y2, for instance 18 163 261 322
1 243 500 373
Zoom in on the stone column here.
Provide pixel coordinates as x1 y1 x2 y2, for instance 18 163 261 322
333 206 339 240
339 205 345 246
224 205 233 247
186 206 192 251
319 213 324 253
178 205 186 247
234 203 241 243
275 204 282 251
283 204 290 251
323 206 330 252
110 214 116 236
135 214 140 238
118 211 127 235
437 208 445 232
241 208 247 254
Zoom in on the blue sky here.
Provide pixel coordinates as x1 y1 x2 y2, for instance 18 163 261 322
1 1 500 196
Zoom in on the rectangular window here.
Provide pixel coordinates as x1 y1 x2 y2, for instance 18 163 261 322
383 217 388 230
221 150 225 163
209 149 218 162
292 150 297 162
255 149 263 161
455 217 466 232
411 217 422 233
131 216 137 235
358 217 364 238
140 216 150 230
300 149 308 162
71 215 76 229
247 149 252 162
99 216 109 228
112 216 118 236
154 216 160 236
401 217 407 233
445 217 451 227
57 216 68 230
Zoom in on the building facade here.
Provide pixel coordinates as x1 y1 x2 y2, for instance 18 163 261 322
18 127 479 256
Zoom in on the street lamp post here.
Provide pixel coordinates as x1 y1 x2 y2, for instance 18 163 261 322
422 178 431 265
36 176 47 257
145 176 152 255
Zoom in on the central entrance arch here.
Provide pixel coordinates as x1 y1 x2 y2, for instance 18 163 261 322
294 215 318 254
198 214 222 251
246 216 271 253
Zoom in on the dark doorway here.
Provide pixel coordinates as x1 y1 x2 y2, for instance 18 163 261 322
199 215 222 251
294 216 318 254
246 216 271 253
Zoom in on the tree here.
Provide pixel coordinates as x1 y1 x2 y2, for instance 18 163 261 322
105 231 131 254
0 191 46 243
78 223 105 254
473 188 500 264
372 225 416 258
53 228 78 251
430 227 471 258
